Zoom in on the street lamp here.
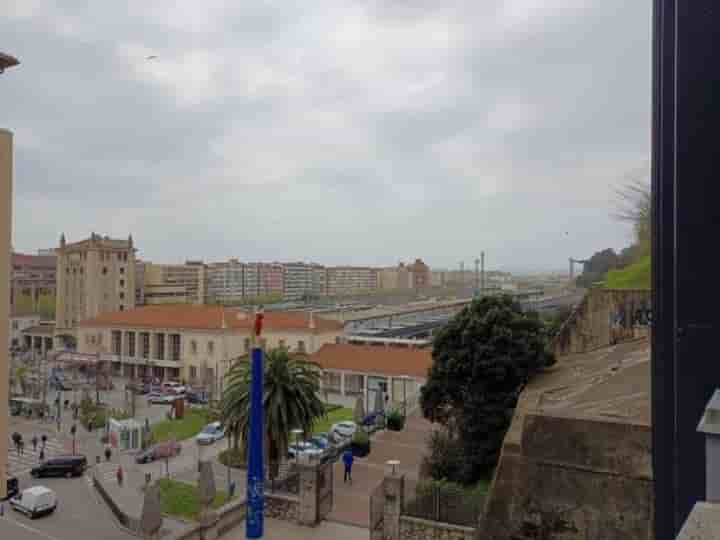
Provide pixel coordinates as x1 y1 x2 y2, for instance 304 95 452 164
291 428 303 464
0 52 20 74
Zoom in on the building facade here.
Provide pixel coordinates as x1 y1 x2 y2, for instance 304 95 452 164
77 305 343 389
407 258 431 289
206 259 245 303
142 261 206 305
312 343 430 410
55 233 137 344
326 266 378 296
283 262 315 301
9 314 40 349
10 252 57 315
378 263 414 290
1 129 13 497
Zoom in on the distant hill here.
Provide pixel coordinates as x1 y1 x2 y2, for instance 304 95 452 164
603 255 651 290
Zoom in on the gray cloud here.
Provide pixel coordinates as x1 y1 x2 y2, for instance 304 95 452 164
1 0 650 270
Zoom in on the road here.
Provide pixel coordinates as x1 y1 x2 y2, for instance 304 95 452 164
0 475 134 540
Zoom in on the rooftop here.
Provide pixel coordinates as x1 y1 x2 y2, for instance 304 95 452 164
312 343 433 378
79 304 343 333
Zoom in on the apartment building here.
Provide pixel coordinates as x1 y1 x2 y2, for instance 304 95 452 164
312 265 327 296
378 263 414 290
326 266 379 296
77 305 343 384
407 258 431 289
283 262 315 301
142 261 206 305
206 259 245 303
55 233 137 346
243 262 283 298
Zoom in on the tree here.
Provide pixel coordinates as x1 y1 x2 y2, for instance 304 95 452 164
615 175 651 258
575 248 622 288
220 347 325 478
420 295 553 484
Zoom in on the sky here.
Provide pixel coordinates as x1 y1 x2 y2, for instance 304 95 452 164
1 1 651 272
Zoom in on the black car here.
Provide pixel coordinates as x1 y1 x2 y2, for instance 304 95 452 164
2 477 19 501
31 455 87 478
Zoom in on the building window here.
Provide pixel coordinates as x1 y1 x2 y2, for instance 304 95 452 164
279 339 286 348
11 321 18 330
345 374 363 395
297 340 306 353
190 366 198 380
120 280 125 288
191 340 197 354
323 372 342 393
102 267 108 275
156 333 165 360
141 333 150 359
119 292 125 300
119 305 124 311
120 267 125 274
111 331 122 355
170 334 181 362
208 341 214 355
128 332 136 357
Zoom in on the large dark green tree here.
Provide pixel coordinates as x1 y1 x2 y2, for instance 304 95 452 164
221 347 325 478
420 295 554 484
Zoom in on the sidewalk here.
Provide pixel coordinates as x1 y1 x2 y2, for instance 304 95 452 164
221 518 368 540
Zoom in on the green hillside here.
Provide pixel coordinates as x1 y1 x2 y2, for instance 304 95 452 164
603 255 651 290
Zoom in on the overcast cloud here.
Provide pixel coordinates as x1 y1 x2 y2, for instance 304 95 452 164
1 0 650 271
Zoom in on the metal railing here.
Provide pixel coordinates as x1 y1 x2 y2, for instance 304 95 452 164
402 478 483 528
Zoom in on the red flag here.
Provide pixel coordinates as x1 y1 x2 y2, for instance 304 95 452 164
254 307 264 337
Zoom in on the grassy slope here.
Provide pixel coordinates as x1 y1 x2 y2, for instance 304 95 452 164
157 479 233 520
152 408 209 442
603 255 651 290
312 406 354 435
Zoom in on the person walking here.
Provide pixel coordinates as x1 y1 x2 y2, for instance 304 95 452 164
31 435 38 452
342 448 354 484
18 439 24 455
116 465 124 486
105 446 112 462
41 434 47 449
39 448 45 462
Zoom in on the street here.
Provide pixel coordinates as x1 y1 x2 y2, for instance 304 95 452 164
0 475 134 540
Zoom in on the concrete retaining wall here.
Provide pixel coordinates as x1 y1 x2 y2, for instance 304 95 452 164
551 288 651 357
400 515 475 540
92 475 142 535
480 415 653 540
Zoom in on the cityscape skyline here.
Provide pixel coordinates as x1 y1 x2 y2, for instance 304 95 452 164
2 0 647 272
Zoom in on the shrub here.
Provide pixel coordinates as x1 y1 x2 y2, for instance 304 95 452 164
218 447 247 469
351 429 371 457
420 429 465 483
386 409 406 431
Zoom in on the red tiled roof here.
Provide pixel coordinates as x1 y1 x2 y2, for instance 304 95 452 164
311 343 433 378
79 304 343 333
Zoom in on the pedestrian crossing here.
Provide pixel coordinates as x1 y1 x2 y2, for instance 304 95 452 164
5 436 68 477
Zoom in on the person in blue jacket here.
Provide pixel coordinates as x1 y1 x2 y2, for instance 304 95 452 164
342 448 354 484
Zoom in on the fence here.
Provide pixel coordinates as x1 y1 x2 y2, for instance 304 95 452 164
370 480 385 538
317 459 334 520
402 478 484 528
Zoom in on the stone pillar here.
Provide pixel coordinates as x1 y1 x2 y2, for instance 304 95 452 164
383 467 405 540
149 332 156 362
198 461 219 540
340 372 345 396
140 483 163 540
298 463 320 526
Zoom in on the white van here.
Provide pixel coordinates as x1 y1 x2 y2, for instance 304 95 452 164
10 486 58 519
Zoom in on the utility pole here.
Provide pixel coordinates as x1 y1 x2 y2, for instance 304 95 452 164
481 251 486 295
474 258 480 296
459 261 465 287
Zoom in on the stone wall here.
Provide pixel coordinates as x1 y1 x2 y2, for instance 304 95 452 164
551 288 651 357
400 516 475 540
265 493 301 523
480 415 653 540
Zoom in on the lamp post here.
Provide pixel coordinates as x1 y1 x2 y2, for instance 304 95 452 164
246 307 265 539
291 429 303 464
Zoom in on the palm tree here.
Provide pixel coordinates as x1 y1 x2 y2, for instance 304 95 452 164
221 347 325 478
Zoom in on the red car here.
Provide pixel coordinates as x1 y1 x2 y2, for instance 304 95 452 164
135 440 181 464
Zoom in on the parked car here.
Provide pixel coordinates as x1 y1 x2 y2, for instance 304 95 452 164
196 422 225 445
186 391 209 404
31 455 87 478
135 440 182 464
162 381 186 394
288 442 324 460
10 486 57 519
148 393 180 404
329 421 357 439
308 434 330 450
2 477 19 501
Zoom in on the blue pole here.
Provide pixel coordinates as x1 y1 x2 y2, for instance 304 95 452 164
246 346 265 538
